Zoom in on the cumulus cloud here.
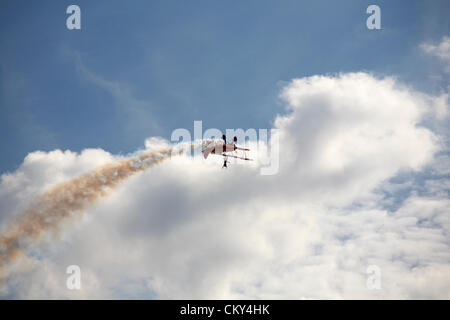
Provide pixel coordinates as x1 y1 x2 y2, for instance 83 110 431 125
0 72 448 299
421 36 450 73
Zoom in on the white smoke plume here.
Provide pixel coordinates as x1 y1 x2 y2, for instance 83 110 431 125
0 141 209 283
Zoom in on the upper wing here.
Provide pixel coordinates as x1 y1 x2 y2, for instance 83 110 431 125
202 143 216 159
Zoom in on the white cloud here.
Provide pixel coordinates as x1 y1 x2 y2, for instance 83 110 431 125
421 36 450 73
0 72 449 299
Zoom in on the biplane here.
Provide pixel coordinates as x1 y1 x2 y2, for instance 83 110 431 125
202 134 252 168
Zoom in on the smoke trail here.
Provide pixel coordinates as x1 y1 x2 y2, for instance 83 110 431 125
0 143 196 282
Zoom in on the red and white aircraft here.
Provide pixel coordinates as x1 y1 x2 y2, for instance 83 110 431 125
202 134 252 168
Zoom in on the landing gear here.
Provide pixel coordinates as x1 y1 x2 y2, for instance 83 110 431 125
222 156 228 168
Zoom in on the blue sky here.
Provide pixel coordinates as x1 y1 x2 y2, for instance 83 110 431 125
1 1 449 299
0 0 448 174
